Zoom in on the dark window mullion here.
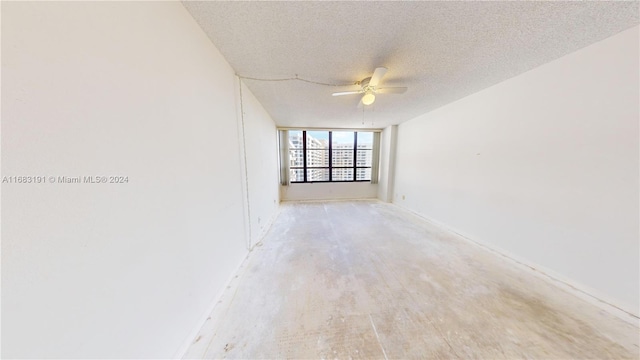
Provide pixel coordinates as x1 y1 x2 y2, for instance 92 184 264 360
329 131 333 182
302 131 307 183
353 132 358 181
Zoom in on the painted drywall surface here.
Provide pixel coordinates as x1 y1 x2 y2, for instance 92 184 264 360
238 82 280 247
281 183 378 201
394 26 639 313
377 127 392 202
1 2 277 358
377 125 397 203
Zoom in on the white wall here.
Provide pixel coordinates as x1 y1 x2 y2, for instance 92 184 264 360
281 183 378 201
238 82 280 247
377 125 397 202
1 2 278 358
394 26 639 314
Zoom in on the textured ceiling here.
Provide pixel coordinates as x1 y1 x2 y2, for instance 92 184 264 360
183 1 638 129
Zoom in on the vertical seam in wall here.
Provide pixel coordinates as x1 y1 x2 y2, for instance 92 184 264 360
387 125 398 203
238 77 253 250
0 0 3 357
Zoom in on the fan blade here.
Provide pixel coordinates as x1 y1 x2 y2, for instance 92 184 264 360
377 87 407 94
369 67 388 87
332 91 361 96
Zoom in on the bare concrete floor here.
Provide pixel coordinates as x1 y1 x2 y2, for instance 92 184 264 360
185 200 639 359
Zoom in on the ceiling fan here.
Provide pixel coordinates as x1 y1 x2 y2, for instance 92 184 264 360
332 67 408 106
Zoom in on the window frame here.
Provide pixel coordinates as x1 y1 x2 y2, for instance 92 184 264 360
289 130 373 183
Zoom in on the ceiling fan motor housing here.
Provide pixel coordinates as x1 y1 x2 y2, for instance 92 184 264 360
359 77 372 89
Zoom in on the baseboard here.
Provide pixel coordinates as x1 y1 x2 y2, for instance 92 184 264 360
250 204 281 249
174 205 281 358
172 252 251 359
390 202 639 326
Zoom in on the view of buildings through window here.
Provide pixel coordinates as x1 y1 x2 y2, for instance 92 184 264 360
289 130 373 182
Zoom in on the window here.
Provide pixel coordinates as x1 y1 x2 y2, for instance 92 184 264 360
288 130 374 183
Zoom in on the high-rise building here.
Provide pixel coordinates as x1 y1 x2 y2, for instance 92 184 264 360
289 131 372 182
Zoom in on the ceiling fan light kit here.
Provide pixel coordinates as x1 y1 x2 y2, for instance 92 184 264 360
361 90 376 105
332 67 408 107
